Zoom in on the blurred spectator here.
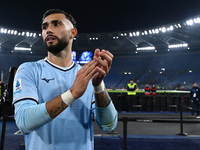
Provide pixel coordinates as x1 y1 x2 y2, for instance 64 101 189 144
151 84 157 95
190 82 200 118
0 80 5 98
126 78 137 111
144 84 151 95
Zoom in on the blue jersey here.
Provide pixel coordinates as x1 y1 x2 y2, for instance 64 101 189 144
13 58 117 150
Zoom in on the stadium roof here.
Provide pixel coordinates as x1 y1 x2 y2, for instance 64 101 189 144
1 0 200 33
1 15 200 56
1 1 200 56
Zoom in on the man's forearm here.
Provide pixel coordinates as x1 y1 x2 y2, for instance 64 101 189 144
46 95 68 118
95 88 111 108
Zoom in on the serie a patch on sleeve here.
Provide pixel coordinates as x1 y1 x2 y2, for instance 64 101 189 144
14 78 22 95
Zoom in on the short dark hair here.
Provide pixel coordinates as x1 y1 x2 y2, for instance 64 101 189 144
130 78 134 81
42 9 76 28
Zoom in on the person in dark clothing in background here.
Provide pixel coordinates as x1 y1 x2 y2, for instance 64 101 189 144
190 82 200 118
0 80 5 98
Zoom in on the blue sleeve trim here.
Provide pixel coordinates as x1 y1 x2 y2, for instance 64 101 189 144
13 97 39 105
94 101 118 132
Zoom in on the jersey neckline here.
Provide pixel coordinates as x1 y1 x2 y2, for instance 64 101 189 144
44 57 76 71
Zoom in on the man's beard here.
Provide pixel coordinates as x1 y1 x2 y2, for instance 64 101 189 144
45 36 69 55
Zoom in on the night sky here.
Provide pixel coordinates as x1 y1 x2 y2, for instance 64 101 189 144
0 0 200 33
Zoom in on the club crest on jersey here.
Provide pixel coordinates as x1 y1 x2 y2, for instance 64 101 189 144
14 78 22 95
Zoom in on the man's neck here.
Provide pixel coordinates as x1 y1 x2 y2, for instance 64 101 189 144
47 50 73 67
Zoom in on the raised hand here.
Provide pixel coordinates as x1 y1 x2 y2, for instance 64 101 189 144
70 59 98 99
92 49 114 86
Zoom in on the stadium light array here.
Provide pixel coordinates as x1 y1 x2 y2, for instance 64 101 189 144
113 36 119 39
124 72 132 75
14 47 31 51
137 46 155 51
89 37 98 40
168 43 188 49
0 27 40 37
120 33 127 36
186 17 200 26
0 28 18 35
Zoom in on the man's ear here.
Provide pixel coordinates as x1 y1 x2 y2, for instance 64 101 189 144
70 28 77 39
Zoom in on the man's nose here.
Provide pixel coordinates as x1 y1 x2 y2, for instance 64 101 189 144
46 25 54 35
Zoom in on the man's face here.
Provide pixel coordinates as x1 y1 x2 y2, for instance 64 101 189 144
193 83 197 87
130 80 134 84
41 13 73 54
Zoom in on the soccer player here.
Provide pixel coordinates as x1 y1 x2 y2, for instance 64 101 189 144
13 9 118 150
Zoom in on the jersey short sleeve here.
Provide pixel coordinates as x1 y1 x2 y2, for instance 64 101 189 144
13 62 39 104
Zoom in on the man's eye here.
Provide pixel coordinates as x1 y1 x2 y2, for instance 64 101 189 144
42 25 47 30
54 22 60 26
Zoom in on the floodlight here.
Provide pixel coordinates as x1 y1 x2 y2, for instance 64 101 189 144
170 25 174 31
161 27 166 33
155 29 159 34
168 43 188 49
137 46 155 51
26 32 30 37
4 29 7 34
14 47 31 51
33 33 36 37
186 19 193 26
0 28 4 33
177 24 182 28
148 30 152 34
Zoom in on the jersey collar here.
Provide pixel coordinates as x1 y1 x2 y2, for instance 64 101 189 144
44 57 75 71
